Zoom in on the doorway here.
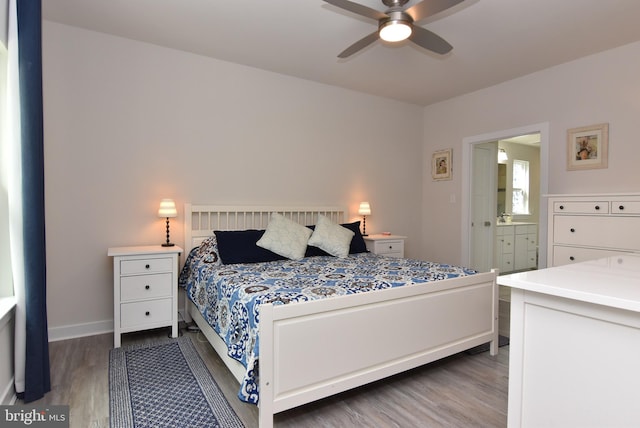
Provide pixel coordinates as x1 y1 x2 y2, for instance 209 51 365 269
460 123 549 272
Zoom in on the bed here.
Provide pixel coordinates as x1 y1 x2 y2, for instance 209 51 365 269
180 204 499 428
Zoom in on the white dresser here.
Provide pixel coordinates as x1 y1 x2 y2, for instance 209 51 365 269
498 254 640 427
108 245 182 347
547 193 640 267
363 234 406 258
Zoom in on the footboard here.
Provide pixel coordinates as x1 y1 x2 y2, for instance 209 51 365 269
258 270 498 428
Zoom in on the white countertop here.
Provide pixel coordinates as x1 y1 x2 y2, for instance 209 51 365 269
497 253 640 312
496 221 536 226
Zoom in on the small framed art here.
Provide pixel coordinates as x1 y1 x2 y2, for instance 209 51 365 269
567 123 608 170
432 149 452 181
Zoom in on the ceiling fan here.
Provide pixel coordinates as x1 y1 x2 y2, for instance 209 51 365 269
323 0 463 58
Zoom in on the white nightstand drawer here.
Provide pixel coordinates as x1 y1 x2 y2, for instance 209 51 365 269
374 241 403 255
120 273 172 301
120 299 172 328
120 257 173 275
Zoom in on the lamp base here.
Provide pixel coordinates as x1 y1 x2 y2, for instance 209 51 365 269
162 242 175 247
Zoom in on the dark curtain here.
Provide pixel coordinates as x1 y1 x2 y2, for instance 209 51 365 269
16 0 50 403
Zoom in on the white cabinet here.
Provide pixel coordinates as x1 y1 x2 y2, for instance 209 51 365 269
108 245 182 348
363 234 406 258
498 254 640 428
547 193 640 267
496 223 537 274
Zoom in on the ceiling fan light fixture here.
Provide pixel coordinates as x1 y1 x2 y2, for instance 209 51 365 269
379 20 412 42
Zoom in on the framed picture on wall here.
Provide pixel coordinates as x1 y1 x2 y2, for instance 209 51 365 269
432 148 452 181
567 123 608 170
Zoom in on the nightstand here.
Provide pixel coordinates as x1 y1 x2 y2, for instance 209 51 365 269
363 234 407 258
108 245 183 348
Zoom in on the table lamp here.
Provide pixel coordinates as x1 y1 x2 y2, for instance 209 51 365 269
158 199 177 247
358 202 371 236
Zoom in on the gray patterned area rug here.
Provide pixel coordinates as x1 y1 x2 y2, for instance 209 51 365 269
109 337 244 428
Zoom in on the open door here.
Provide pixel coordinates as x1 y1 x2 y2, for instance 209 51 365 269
469 143 497 272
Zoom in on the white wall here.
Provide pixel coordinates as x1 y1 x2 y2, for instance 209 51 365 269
42 22 424 337
421 40 640 265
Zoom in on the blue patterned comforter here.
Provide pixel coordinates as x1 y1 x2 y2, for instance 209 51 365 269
179 242 476 404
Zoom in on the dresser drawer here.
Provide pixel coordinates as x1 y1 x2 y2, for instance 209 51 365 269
120 298 172 329
552 245 632 266
553 216 640 251
120 273 172 301
611 201 640 215
120 257 173 275
553 201 609 214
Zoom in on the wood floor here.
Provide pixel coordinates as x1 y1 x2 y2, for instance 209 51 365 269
25 327 509 427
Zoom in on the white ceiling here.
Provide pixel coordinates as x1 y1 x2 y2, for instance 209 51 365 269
42 0 640 106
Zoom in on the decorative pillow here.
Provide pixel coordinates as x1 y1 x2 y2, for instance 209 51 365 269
214 230 285 264
197 234 222 265
305 221 368 256
179 234 222 287
256 213 313 260
342 221 368 254
307 214 355 258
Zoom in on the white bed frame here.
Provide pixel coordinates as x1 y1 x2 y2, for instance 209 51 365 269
183 204 499 428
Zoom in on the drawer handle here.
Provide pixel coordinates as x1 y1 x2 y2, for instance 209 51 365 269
145 311 150 316
559 205 564 210
570 228 575 233
619 205 625 210
569 256 575 261
145 285 150 290
388 245 393 249
145 264 150 269
595 205 600 210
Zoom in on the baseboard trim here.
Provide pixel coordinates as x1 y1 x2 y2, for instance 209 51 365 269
1 377 16 405
48 310 188 342
48 319 113 342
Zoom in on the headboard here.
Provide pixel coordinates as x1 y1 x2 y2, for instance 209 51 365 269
184 204 348 253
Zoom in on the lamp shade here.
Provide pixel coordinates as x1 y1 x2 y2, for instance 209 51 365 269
157 199 177 218
358 202 371 216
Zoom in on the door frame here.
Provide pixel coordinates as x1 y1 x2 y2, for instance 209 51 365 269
460 122 550 270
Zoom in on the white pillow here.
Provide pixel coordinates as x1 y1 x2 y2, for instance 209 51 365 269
308 214 355 258
256 212 312 260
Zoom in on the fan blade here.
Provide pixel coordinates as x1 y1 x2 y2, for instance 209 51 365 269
409 26 453 54
338 31 379 58
405 0 464 23
323 0 387 21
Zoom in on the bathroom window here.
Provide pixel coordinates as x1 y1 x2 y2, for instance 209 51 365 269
512 160 530 215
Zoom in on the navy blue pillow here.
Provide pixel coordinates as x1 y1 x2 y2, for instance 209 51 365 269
305 221 368 257
214 230 285 264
